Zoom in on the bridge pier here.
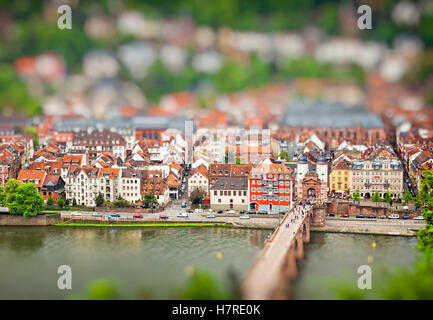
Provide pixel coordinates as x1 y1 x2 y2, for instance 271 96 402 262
294 233 304 260
302 219 310 243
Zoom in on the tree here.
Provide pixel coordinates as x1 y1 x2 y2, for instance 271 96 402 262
95 193 105 207
383 191 392 205
57 195 65 208
278 151 292 162
0 187 5 206
371 192 381 204
46 195 54 206
402 190 414 204
7 183 44 217
415 197 422 209
112 199 132 208
190 188 207 205
24 126 39 148
235 158 241 165
143 192 158 208
72 198 77 207
352 190 360 203
4 179 21 208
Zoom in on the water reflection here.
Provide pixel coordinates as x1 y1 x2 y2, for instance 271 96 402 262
294 232 418 299
0 227 47 255
0 226 265 299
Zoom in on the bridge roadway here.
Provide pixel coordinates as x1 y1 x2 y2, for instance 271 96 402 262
241 204 311 300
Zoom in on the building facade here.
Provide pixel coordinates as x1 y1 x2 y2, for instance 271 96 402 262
248 162 295 213
349 158 404 199
210 177 248 211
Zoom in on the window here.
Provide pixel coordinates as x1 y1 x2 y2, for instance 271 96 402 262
252 187 256 192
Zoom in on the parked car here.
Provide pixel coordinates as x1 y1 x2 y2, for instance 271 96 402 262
279 211 286 215
341 214 349 218
187 209 193 213
208 208 213 212
226 210 236 214
328 213 335 217
240 215 250 219
206 214 215 219
356 214 366 219
414 215 424 220
181 201 187 208
71 212 82 216
258 210 268 215
217 210 223 214
378 215 387 219
402 215 411 220
239 210 246 214
367 214 376 219
92 213 103 217
159 215 169 220
109 213 121 218
247 211 256 215
133 214 143 219
177 212 188 218
388 214 400 219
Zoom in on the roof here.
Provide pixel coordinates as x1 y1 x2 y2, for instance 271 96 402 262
42 175 62 187
210 177 248 190
17 169 47 188
189 165 209 179
281 101 384 128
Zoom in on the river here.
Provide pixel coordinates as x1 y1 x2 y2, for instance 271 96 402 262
0 226 419 299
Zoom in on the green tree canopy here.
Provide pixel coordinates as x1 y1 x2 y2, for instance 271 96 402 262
95 193 105 207
402 190 414 204
383 191 392 204
143 192 158 208
57 195 65 208
7 183 44 217
46 195 54 206
371 192 382 203
352 190 360 203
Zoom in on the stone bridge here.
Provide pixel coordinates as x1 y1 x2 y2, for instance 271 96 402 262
241 203 325 300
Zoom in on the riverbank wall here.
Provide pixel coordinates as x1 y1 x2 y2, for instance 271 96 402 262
0 214 61 226
311 219 424 236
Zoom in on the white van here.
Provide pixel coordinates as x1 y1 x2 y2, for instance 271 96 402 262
388 214 400 219
177 212 188 218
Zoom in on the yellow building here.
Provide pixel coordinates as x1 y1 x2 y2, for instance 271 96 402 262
329 160 350 193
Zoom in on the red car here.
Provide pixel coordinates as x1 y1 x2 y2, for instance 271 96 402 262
341 214 349 218
159 215 169 220
133 214 143 219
